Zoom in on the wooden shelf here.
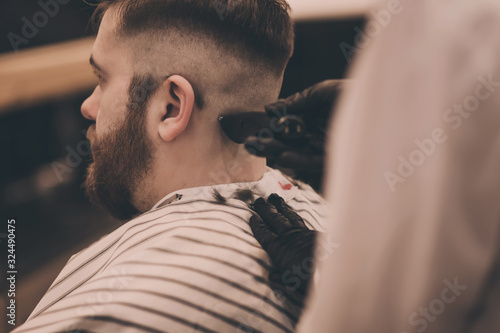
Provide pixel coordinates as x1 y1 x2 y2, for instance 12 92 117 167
0 37 97 114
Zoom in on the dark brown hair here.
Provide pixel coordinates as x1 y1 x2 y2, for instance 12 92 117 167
90 0 295 76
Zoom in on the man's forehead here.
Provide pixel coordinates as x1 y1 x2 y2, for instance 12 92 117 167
94 8 120 48
91 8 132 74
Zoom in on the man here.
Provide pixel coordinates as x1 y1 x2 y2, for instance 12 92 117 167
297 0 500 331
13 0 328 332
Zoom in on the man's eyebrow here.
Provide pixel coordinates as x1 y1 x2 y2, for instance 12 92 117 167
89 55 107 75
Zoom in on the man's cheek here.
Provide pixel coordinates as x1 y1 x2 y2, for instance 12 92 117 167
96 98 126 132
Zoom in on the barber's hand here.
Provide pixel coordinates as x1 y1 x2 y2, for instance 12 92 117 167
244 80 343 191
250 194 317 302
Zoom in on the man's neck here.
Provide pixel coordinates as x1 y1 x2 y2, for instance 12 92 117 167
135 146 267 213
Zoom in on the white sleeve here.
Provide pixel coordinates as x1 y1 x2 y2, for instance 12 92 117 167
298 1 500 332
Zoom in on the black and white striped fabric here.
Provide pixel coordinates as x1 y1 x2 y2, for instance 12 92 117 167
14 168 328 333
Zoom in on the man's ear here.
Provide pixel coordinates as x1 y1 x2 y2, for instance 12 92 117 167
158 75 195 142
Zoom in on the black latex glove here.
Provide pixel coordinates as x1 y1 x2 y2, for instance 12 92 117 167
250 194 317 302
244 80 342 192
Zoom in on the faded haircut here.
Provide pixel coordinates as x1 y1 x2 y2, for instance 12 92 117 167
89 0 295 77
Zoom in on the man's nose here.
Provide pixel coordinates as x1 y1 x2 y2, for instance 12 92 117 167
81 86 101 121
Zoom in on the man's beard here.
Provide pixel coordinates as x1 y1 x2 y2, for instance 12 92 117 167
84 74 160 221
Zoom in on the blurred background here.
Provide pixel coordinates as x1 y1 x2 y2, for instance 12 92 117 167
0 0 371 331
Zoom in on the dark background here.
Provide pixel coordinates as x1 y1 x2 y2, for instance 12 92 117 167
0 1 364 330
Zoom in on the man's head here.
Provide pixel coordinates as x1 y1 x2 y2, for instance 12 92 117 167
81 0 295 220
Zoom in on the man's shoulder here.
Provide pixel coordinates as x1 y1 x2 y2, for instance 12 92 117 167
66 199 254 268
69 169 327 267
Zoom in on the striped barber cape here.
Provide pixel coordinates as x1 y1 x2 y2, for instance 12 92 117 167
14 168 328 333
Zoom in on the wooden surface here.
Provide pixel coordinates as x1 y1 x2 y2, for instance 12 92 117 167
0 37 97 114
